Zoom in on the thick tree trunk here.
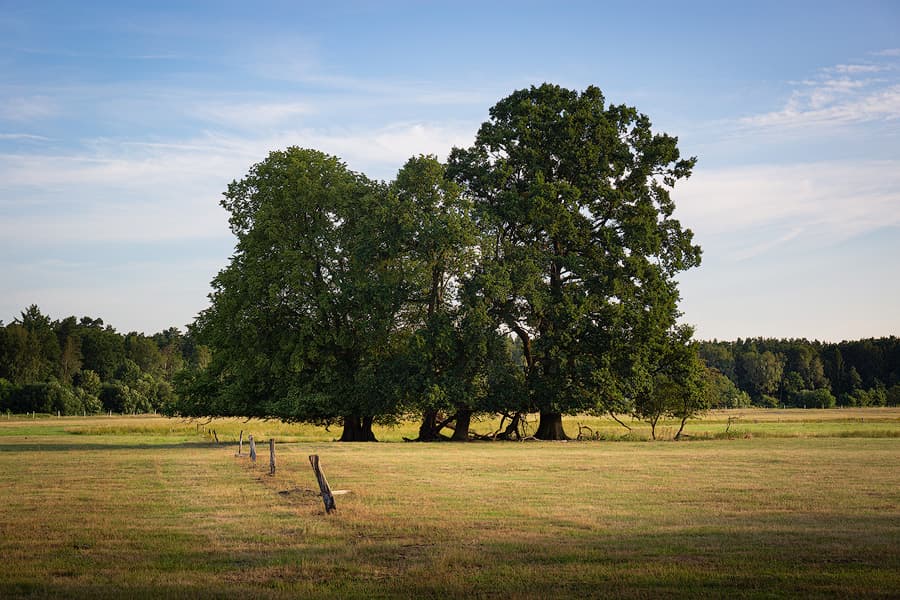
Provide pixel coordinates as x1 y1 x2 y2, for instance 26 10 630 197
450 409 471 441
534 412 568 440
417 409 441 441
339 415 377 442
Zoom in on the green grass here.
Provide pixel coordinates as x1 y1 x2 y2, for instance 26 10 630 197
4 406 897 442
0 411 898 598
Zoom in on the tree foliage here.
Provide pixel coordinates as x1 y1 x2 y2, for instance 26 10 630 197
0 305 203 416
699 337 900 407
174 148 416 440
7 86 898 441
447 84 701 438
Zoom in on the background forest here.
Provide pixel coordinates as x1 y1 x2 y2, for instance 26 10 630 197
1 303 898 419
698 337 900 408
0 304 208 416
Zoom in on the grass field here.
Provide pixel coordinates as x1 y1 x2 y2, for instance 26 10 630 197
0 410 898 598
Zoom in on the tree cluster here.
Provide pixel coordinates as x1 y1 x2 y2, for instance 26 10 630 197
698 337 900 408
170 84 708 440
0 305 209 416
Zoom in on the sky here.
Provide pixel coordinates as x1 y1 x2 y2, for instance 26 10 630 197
1 0 898 342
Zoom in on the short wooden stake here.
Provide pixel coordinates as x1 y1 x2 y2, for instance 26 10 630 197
213 430 219 444
249 435 256 462
269 439 276 476
309 454 336 513
236 430 244 456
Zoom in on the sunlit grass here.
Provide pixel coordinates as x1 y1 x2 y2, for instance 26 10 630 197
0 412 898 597
2 407 897 443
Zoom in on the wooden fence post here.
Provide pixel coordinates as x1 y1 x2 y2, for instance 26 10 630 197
269 439 276 476
249 435 257 462
309 454 336 513
236 430 244 456
213 430 219 444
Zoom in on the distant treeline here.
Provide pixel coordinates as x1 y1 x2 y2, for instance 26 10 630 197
698 338 900 408
3 304 898 417
0 305 209 415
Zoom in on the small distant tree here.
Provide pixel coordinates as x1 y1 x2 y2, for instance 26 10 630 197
886 384 900 407
0 378 15 412
75 369 102 413
739 350 785 403
794 388 836 409
703 366 751 408
631 325 707 440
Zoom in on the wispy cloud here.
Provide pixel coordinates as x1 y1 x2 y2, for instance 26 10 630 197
731 227 805 262
195 101 315 129
0 120 476 245
831 64 886 74
0 133 49 141
676 160 900 261
872 48 900 57
739 56 900 131
0 96 58 121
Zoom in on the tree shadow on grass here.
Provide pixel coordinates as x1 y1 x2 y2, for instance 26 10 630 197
0 441 223 453
1 514 897 599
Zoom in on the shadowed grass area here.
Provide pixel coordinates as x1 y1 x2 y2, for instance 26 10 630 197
0 413 897 597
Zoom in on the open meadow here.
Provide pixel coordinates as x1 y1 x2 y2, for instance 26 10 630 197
0 410 898 598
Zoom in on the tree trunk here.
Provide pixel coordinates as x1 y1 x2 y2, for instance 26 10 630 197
417 409 441 441
534 412 568 440
450 409 471 441
339 415 377 442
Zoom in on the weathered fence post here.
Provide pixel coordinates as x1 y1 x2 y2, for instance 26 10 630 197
249 435 257 462
236 430 244 456
309 454 336 513
269 439 276 476
213 430 219 444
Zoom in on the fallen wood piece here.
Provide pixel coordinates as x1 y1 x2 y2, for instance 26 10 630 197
278 488 320 497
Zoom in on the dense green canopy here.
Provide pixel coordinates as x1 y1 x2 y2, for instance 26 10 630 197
176 148 410 440
447 84 701 438
168 84 710 441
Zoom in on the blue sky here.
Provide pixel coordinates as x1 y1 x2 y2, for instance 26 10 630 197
1 1 898 341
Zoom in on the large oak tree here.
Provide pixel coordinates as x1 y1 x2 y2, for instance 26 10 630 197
175 148 411 440
447 84 701 439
